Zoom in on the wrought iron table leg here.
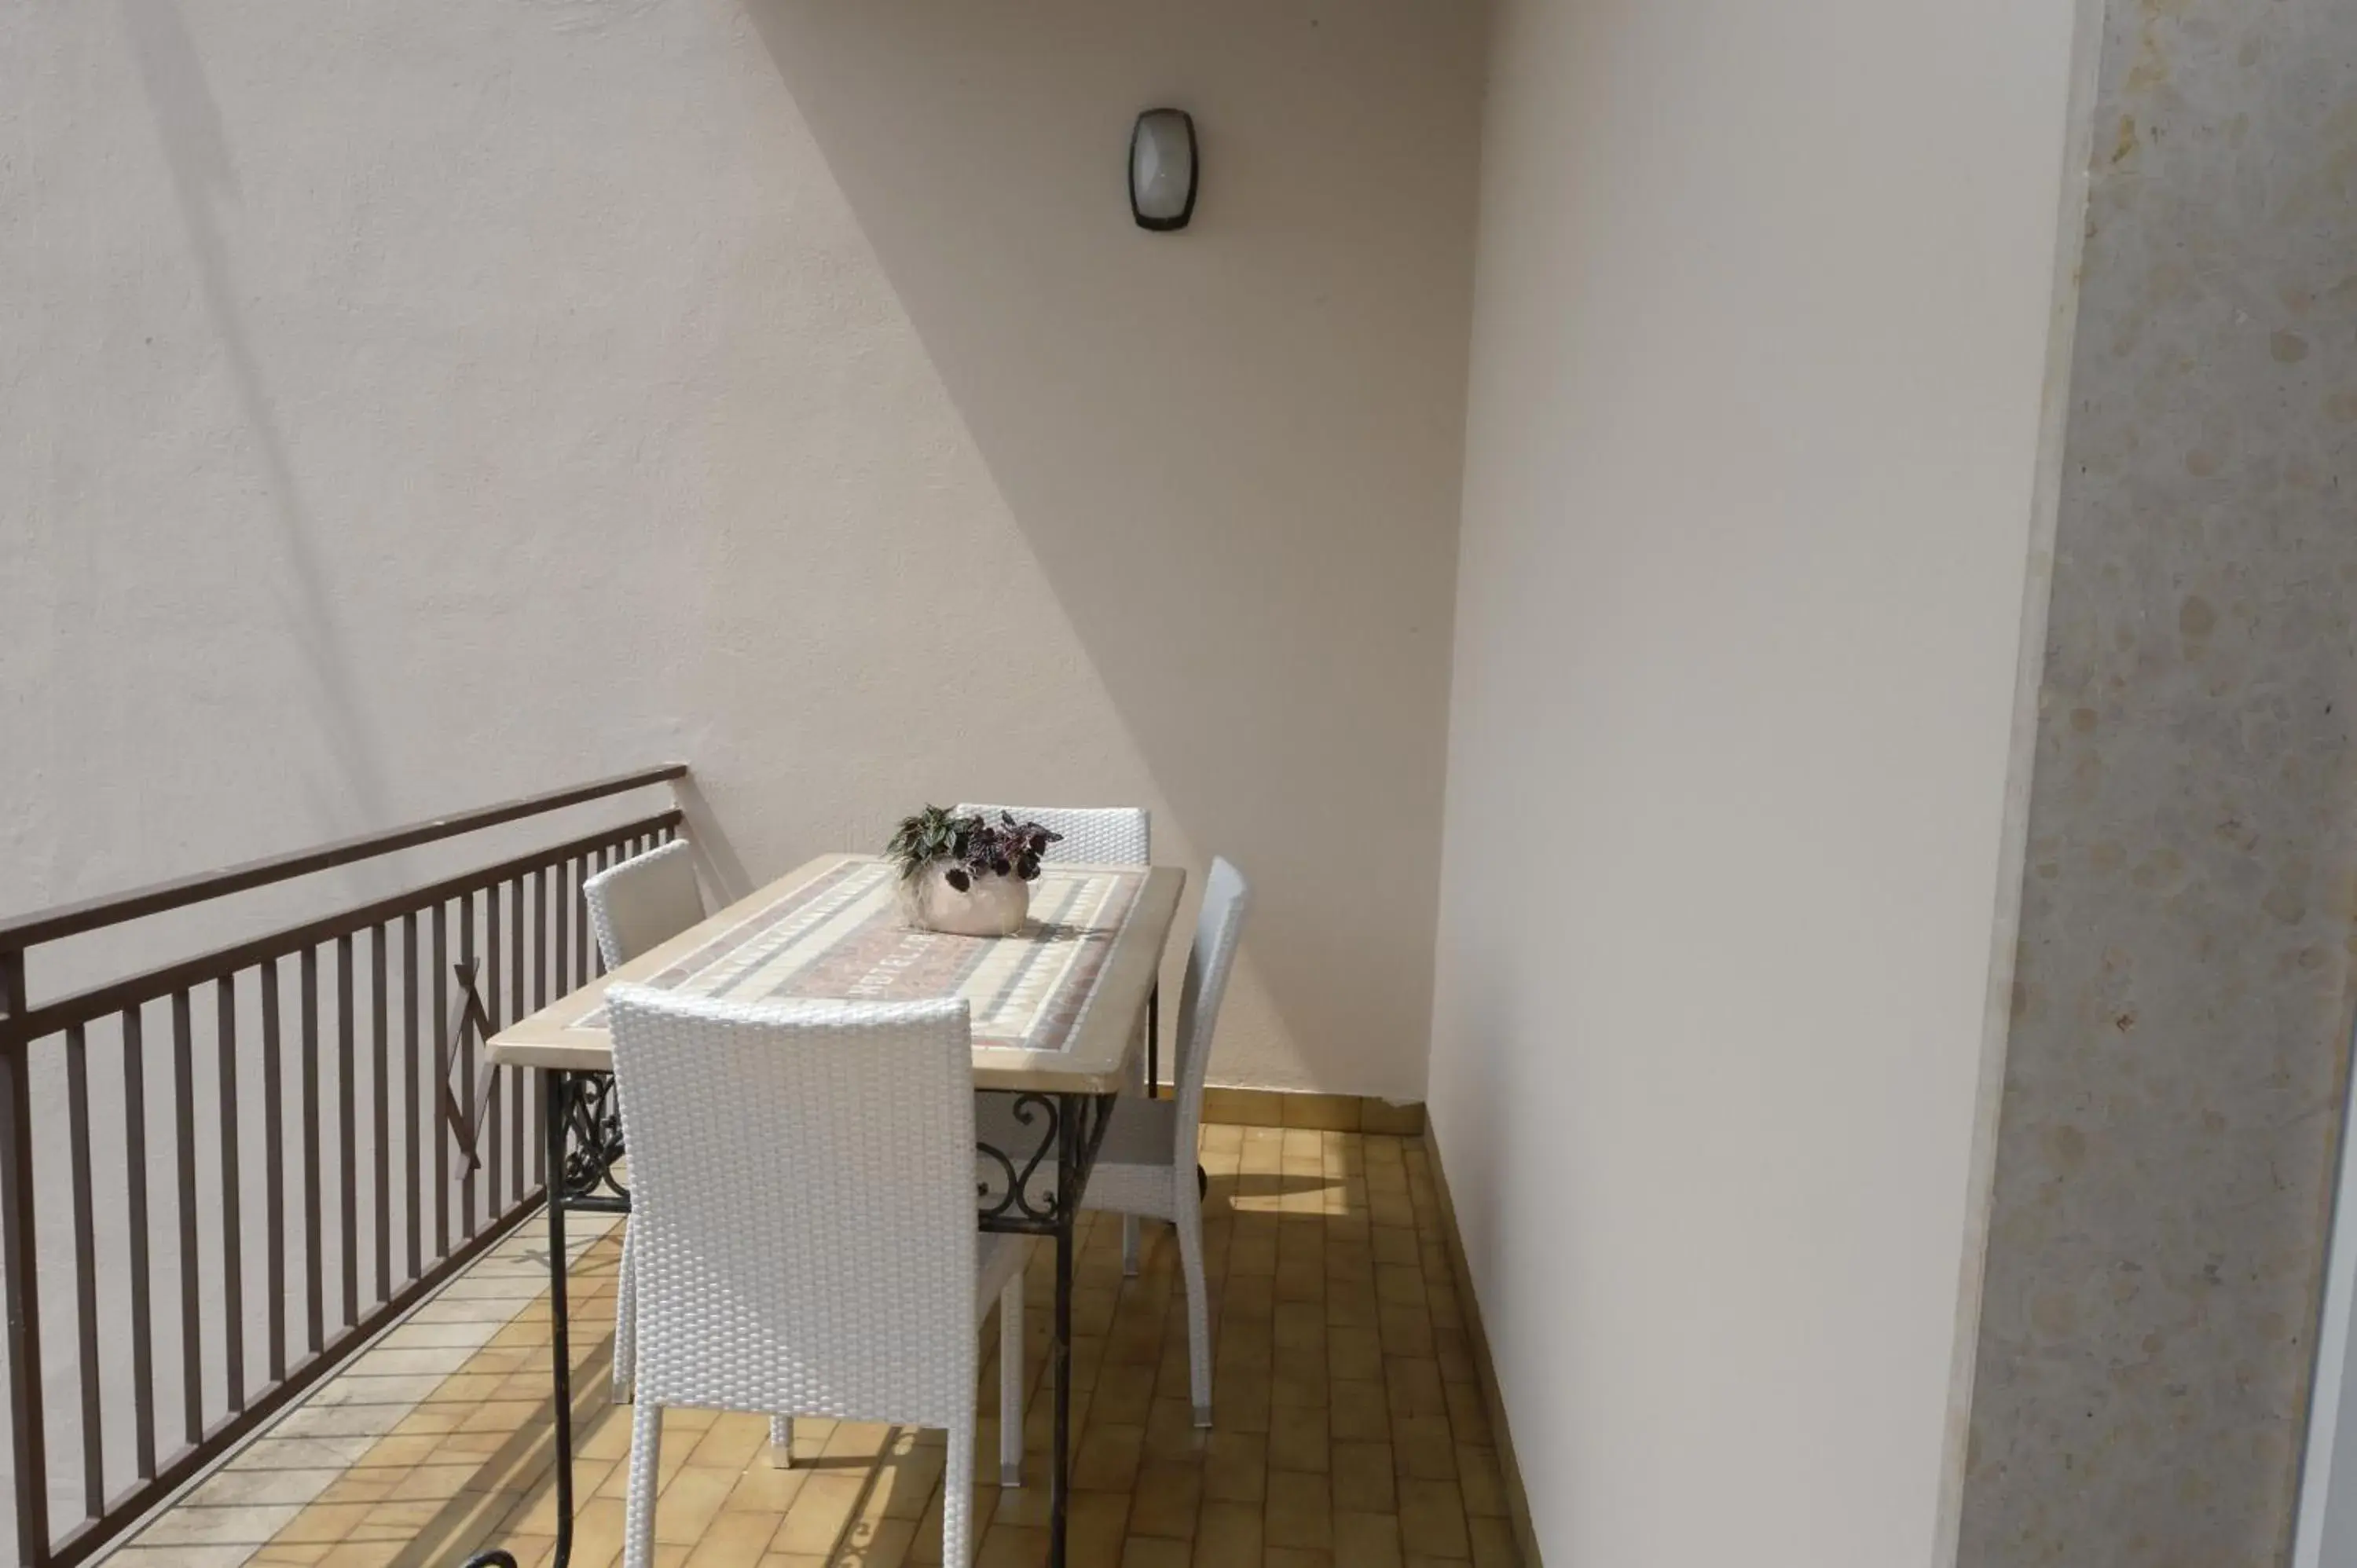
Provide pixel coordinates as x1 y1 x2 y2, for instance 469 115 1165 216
1050 1091 1080 1568
544 1069 576 1567
464 1068 574 1568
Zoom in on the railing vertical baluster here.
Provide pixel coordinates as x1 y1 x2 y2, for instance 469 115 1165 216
554 859 570 998
538 867 554 1189
460 898 477 1237
510 876 526 1200
300 950 322 1356
592 846 610 976
65 1023 104 1521
433 904 449 1258
216 978 244 1414
0 950 51 1567
262 962 285 1383
485 885 502 1219
123 1005 156 1478
403 914 421 1284
371 927 390 1305
573 854 588 984
336 936 357 1331
171 990 203 1448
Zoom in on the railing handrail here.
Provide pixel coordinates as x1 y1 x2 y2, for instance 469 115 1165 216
0 808 684 1050
0 763 688 954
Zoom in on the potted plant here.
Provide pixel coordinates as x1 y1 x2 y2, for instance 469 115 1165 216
886 806 1064 936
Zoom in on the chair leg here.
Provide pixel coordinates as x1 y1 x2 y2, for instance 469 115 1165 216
611 1227 636 1403
1178 1203 1212 1427
944 1415 976 1567
1122 1214 1142 1277
622 1397 662 1568
999 1278 1024 1487
769 1414 794 1461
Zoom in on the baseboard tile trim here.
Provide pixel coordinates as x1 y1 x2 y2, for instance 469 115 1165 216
1199 1086 1425 1134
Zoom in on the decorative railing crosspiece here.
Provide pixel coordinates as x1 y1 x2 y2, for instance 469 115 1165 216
437 957 500 1177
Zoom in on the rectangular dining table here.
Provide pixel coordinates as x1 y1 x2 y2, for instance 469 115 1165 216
476 852 1185 1568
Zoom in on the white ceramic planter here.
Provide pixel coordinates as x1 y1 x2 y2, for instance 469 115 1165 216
900 861 1032 937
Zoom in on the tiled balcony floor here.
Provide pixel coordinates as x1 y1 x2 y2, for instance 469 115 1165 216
102 1125 1519 1568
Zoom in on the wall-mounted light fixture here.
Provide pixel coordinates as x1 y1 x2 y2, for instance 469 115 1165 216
1129 108 1197 232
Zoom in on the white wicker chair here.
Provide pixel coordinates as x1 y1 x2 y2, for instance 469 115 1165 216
951 804 1149 866
582 839 703 976
978 857 1249 1427
954 804 1157 1268
581 840 707 1405
606 987 1025 1568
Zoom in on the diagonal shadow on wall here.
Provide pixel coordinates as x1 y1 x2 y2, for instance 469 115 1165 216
735 0 1486 1097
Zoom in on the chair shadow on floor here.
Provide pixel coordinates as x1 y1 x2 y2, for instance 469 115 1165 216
385 1127 1511 1568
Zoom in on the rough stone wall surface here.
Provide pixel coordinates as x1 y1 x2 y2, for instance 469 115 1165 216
1959 0 2357 1562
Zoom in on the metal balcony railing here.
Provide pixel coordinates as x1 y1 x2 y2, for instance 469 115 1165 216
0 764 688 1566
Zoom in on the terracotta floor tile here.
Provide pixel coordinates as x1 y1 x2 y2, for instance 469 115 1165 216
1397 1479 1471 1560
1122 1533 1193 1568
679 1509 779 1567
1073 1422 1147 1493
134 1131 1527 1568
1266 1407 1329 1474
1094 1361 1160 1427
1326 1328 1383 1384
844 1516 919 1568
870 1439 948 1520
1443 1381 1494 1445
688 1412 775 1472
1067 1490 1133 1568
1386 1357 1450 1421
655 1464 739 1545
1391 1416 1457 1482
770 1471 867 1558
1201 1431 1269 1504
1453 1448 1506 1519
1332 1442 1398 1515
1333 1511 1405 1568
720 1462 808 1518
1328 1381 1389 1443
977 1522 1051 1567
1193 1499 1263 1566
1468 1512 1522 1567
1263 1469 1332 1552
275 1502 375 1544
1127 1458 1203 1539
316 1542 405 1568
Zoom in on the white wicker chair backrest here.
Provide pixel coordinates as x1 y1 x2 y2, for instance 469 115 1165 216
605 987 978 1427
1171 858 1252 1162
951 805 1149 866
583 840 704 969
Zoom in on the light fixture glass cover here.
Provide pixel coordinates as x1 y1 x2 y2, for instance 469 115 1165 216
1130 108 1197 232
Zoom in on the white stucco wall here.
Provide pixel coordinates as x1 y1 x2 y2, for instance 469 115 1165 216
0 0 1484 1099
1426 0 2084 1563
